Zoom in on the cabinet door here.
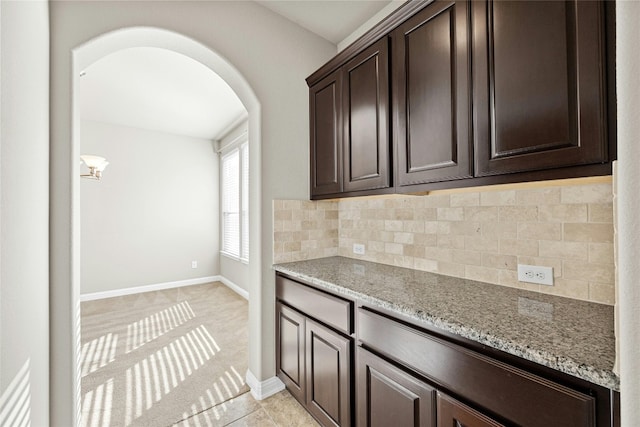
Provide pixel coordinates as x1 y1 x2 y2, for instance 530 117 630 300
343 38 391 192
392 0 472 187
472 0 608 176
436 392 504 427
306 319 352 426
310 69 343 197
357 348 436 427
276 302 306 404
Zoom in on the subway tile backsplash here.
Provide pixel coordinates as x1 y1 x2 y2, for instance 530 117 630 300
273 180 615 305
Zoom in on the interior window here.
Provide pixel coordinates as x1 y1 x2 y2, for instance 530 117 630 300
221 142 248 261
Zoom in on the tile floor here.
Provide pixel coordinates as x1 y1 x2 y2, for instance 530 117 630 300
176 389 319 427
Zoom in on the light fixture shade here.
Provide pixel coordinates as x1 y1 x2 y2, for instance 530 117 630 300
81 155 108 170
80 154 109 180
96 160 109 172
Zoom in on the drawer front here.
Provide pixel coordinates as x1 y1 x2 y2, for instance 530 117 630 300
358 307 595 427
277 275 353 335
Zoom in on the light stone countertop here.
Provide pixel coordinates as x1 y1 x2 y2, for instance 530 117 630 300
273 256 619 391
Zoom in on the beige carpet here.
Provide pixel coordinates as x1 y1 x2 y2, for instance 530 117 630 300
81 282 252 427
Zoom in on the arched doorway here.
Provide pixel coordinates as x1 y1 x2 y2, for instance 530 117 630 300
58 27 263 425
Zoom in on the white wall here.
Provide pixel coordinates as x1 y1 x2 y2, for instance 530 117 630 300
50 2 336 422
80 120 219 295
0 1 50 426
220 256 250 295
616 2 640 424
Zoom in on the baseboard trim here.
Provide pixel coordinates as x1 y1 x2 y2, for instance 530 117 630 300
218 276 249 300
80 276 223 302
245 370 285 401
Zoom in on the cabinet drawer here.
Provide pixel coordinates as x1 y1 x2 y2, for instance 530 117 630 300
277 275 353 335
358 307 595 427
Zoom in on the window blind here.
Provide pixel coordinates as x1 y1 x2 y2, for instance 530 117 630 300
222 149 240 257
221 143 249 261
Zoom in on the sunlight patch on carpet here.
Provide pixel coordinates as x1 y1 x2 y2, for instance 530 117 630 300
81 333 119 377
126 301 196 353
120 325 223 426
81 378 114 427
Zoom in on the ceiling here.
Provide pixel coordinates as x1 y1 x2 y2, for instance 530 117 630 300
79 1 393 141
257 0 393 44
79 47 247 141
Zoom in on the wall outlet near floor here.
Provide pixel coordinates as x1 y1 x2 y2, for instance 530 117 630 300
191 261 198 269
353 243 365 255
517 264 553 286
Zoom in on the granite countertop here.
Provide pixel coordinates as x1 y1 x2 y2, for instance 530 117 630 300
273 256 619 391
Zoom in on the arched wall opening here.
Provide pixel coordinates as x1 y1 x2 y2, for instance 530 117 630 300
56 26 264 425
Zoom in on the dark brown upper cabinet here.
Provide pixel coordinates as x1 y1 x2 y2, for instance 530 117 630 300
342 38 391 193
307 0 614 199
309 39 392 199
392 0 473 187
472 0 608 176
310 70 343 197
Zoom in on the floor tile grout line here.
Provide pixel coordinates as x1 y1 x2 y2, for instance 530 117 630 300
164 389 253 427
221 405 266 427
258 399 280 427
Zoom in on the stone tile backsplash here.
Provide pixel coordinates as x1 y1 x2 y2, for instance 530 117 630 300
273 180 615 305
273 200 339 264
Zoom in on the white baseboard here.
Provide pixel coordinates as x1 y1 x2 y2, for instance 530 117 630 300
218 276 249 300
245 370 285 401
80 276 223 302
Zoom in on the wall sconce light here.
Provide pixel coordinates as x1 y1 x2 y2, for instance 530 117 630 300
80 155 109 180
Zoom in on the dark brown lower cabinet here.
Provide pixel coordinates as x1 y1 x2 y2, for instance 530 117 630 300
357 306 614 427
357 348 435 427
276 275 354 426
276 273 618 427
436 392 503 427
357 347 507 427
276 302 305 404
306 320 352 427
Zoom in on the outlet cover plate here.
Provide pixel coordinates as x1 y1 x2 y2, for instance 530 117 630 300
353 243 365 255
517 264 553 286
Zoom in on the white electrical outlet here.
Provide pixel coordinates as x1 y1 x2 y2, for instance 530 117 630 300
517 264 553 286
353 243 365 255
191 261 198 269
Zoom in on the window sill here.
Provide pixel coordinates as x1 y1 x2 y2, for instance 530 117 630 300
221 251 249 265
